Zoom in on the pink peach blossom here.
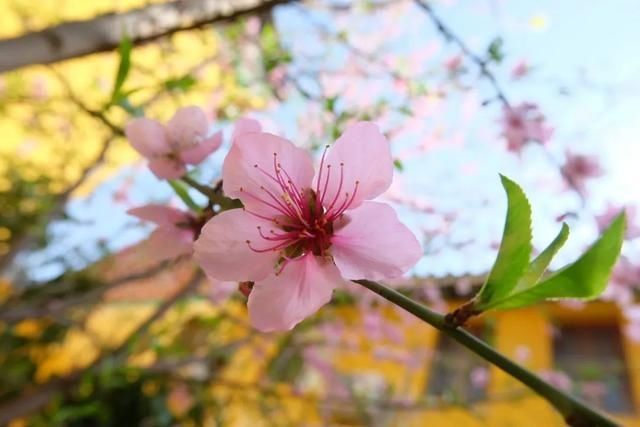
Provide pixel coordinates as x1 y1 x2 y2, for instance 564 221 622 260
128 204 195 262
500 102 553 153
444 55 463 73
560 151 603 193
470 367 489 389
125 106 222 179
511 60 530 79
540 370 572 392
194 122 422 332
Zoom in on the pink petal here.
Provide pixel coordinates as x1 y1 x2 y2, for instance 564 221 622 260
317 122 393 212
180 131 222 165
148 157 186 179
166 106 209 149
232 118 262 140
248 254 342 332
127 204 190 226
222 132 314 217
146 227 194 262
125 118 170 157
331 201 422 280
193 209 279 281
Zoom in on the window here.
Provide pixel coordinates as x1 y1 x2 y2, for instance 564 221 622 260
425 328 489 404
553 325 634 413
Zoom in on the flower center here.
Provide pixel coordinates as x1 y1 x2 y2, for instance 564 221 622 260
240 146 359 271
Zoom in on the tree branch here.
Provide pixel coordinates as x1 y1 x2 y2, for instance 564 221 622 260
0 0 296 73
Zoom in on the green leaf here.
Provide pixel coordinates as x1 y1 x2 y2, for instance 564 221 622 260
487 37 504 63
393 159 404 171
475 175 532 306
483 213 625 310
168 180 201 212
116 97 143 117
110 35 133 103
164 74 197 93
512 223 570 295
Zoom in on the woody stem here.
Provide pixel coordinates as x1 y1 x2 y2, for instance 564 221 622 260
352 279 619 427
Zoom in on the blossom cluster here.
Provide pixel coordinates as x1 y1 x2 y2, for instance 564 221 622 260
125 106 422 332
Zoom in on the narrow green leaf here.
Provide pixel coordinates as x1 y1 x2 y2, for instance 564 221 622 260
164 74 197 93
511 223 570 295
111 35 132 103
168 180 201 212
475 175 532 305
487 37 504 63
484 213 626 310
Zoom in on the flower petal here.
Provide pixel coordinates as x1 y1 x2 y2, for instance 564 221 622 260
331 201 422 280
128 204 189 226
166 106 209 149
180 131 222 165
317 122 393 212
248 254 342 332
222 132 314 217
125 118 170 157
148 157 186 179
193 208 279 282
232 118 262 140
146 227 194 262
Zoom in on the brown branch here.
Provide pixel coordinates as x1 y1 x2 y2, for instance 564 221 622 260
0 0 296 73
0 256 186 323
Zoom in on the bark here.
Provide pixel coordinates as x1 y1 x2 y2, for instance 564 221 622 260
0 0 293 73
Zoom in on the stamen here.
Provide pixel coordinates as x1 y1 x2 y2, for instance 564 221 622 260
245 239 290 253
319 164 332 205
259 185 299 219
240 187 294 218
328 180 360 220
325 162 345 215
315 145 330 198
243 207 278 223
257 226 298 242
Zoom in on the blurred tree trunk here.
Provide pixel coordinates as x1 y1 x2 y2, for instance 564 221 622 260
0 0 294 73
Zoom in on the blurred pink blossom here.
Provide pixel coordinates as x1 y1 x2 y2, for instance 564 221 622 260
363 310 404 343
128 204 195 262
194 122 422 332
511 60 530 79
444 55 463 73
125 106 222 179
470 367 489 389
540 370 572 392
560 151 603 193
624 305 640 342
500 102 553 153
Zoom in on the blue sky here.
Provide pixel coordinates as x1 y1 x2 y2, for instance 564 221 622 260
22 0 640 282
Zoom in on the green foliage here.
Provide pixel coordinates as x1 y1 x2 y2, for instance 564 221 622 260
472 176 625 312
164 75 197 93
475 175 532 306
0 159 59 253
111 35 133 104
482 213 625 310
168 180 202 212
260 23 292 73
486 37 504 64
